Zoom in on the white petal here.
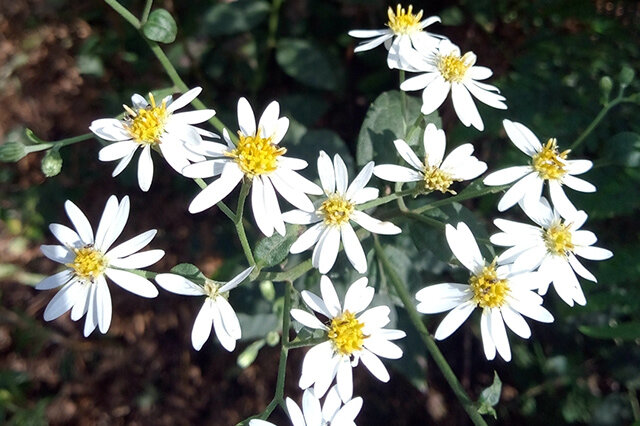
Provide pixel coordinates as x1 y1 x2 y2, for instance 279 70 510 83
483 166 532 186
358 306 391 331
333 154 349 194
237 97 256 136
562 175 596 193
301 291 332 318
171 109 215 124
400 72 439 91
315 226 341 274
108 249 164 269
349 28 390 38
89 118 131 141
299 341 334 389
44 281 80 321
291 309 326 330
346 162 374 201
500 305 531 338
111 150 135 177
251 176 273 237
497 172 538 212
36 270 73 290
566 159 593 175
155 273 206 296
415 283 472 313
49 223 81 247
322 386 342 422
373 165 422 183
568 254 597 282
83 283 98 336
158 136 190 173
302 389 322 426
359 349 390 382
343 277 373 314
96 276 112 333
93 196 119 250
574 246 613 261
332 396 363 424
488 308 511 361
219 266 255 292
70 281 90 321
465 81 507 110
549 180 578 218
480 309 496 360
445 223 484 274
191 299 214 350
277 156 308 171
341 224 367 274
502 120 541 156
64 200 94 244
282 210 321 225
166 87 202 113
182 159 228 179
275 168 323 196
393 139 423 171
189 164 244 213
434 301 475 340
41 245 74 264
270 172 314 212
137 145 154 192
351 187 379 205
350 210 401 235
469 66 493 80
423 123 446 167
420 77 450 115
272 117 289 145
286 397 306 426
216 296 241 342
451 83 483 130
336 357 353 403
318 151 335 193
106 229 157 259
262 177 286 236
97 196 130 252
290 222 325 254
104 268 158 298
99 141 138 161
258 101 280 138
320 275 342 317
363 336 403 359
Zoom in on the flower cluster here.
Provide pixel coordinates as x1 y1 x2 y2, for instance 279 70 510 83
31 2 616 424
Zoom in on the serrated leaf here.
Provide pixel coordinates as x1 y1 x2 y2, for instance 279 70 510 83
355 90 440 166
203 0 270 37
579 322 640 340
254 225 301 269
170 263 206 283
276 38 342 91
142 9 177 44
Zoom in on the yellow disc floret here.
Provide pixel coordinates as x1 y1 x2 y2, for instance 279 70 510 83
328 310 367 356
204 280 224 299
387 4 423 35
469 261 510 309
124 93 168 145
543 221 574 257
422 164 456 194
437 52 475 83
532 138 569 181
318 193 355 226
226 129 286 178
67 246 107 283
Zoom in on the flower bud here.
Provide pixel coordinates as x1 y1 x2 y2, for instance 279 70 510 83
259 280 275 301
266 330 280 347
236 339 265 368
599 76 613 104
619 66 635 87
41 149 63 177
0 142 28 162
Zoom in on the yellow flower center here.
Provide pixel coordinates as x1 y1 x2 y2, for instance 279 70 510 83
67 246 107 283
328 311 367 356
204 280 225 299
387 4 423 35
124 93 168 145
437 52 475 83
531 138 570 181
543 221 574 257
422 163 456 194
225 129 286 178
318 194 354 226
469 262 510 309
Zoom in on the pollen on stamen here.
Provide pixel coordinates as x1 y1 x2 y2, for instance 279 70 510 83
225 129 286 178
67 246 107 283
543 221 574 257
422 163 456 194
328 310 367 356
532 138 570 181
387 4 423 35
437 51 475 83
123 93 168 145
318 194 354 226
469 261 510 309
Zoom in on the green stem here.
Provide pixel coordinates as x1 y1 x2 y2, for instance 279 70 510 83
570 95 636 150
236 180 256 267
285 336 327 349
359 187 417 210
373 236 487 426
412 183 510 214
257 259 313 282
24 132 94 153
141 0 153 24
402 211 445 229
104 0 141 28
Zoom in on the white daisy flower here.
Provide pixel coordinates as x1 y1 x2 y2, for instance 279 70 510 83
400 39 507 131
89 87 216 192
373 123 487 193
415 222 554 362
490 197 613 307
291 276 406 402
36 196 164 336
155 266 253 351
249 386 363 426
348 4 442 70
183 97 323 237
282 151 401 274
483 120 596 217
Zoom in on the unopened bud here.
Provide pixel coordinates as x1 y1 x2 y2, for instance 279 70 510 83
41 149 62 177
259 280 276 301
599 76 613 104
266 331 280 347
619 66 635 87
236 339 265 368
0 142 28 162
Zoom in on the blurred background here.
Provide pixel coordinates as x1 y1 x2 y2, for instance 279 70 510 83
1 0 640 424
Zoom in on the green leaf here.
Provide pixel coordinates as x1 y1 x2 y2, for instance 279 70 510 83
276 38 342 91
579 322 640 340
355 90 440 166
170 263 206 284
142 9 177 44
477 371 502 419
203 0 270 37
286 128 354 175
237 313 279 340
254 225 301 268
606 132 640 168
